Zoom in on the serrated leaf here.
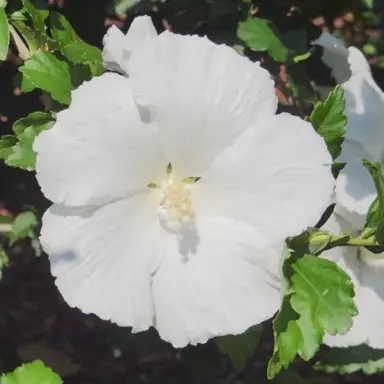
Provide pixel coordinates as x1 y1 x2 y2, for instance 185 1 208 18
362 160 384 243
19 52 71 104
238 17 288 62
291 255 357 335
215 325 263 372
315 345 384 375
21 0 48 32
5 112 53 170
0 360 62 384
0 8 9 60
9 211 37 245
309 85 347 159
50 13 103 76
0 135 17 159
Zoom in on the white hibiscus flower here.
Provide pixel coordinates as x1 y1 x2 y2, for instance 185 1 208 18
313 31 384 229
314 32 384 348
34 17 334 348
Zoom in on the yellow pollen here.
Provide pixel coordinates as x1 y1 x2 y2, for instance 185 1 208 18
158 176 195 232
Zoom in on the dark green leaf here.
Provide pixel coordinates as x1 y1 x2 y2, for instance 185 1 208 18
49 12 78 46
309 85 347 159
115 0 138 15
215 325 263 372
0 135 17 159
362 160 384 243
21 0 48 32
9 211 38 245
315 345 384 375
238 17 288 62
0 360 62 384
0 8 9 60
19 52 72 104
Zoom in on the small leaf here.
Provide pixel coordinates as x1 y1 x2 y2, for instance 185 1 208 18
315 345 384 375
0 360 62 384
21 0 48 32
19 52 71 104
9 211 38 245
238 17 288 62
0 8 9 60
309 85 347 159
362 160 384 243
115 0 139 15
0 245 9 280
215 325 263 372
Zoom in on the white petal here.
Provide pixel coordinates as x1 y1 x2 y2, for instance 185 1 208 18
335 140 376 230
34 73 168 206
103 16 157 74
324 247 384 349
192 113 334 242
41 191 161 331
128 32 277 177
152 216 281 348
348 47 371 75
343 73 384 161
312 32 351 83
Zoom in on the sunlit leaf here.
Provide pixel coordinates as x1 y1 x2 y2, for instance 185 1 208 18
0 7 9 60
9 211 38 245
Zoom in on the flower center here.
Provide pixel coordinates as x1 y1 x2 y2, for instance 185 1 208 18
360 247 384 270
157 174 195 232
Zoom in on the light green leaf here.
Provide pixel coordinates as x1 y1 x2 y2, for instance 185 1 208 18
0 135 17 159
21 0 48 32
0 360 62 384
215 325 263 372
238 17 288 62
291 255 357 336
19 52 72 104
315 345 384 375
49 12 78 46
362 160 384 243
0 8 9 60
309 85 347 159
115 0 138 15
9 211 38 245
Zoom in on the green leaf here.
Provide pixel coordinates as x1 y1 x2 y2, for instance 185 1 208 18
10 19 41 53
115 0 138 15
0 135 17 159
291 255 357 335
0 8 9 60
362 0 374 9
362 160 384 243
238 17 288 62
0 360 62 384
315 345 384 375
21 0 48 32
309 85 347 159
9 211 38 245
0 245 9 280
19 51 72 104
215 325 263 372
5 112 53 170
50 13 103 76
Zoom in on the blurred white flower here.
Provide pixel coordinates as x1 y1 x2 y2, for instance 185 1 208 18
315 32 384 348
323 213 384 349
34 17 333 348
313 32 384 229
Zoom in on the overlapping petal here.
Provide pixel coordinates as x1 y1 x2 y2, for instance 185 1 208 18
192 113 334 242
41 191 162 332
103 16 157 74
128 32 277 178
153 216 281 347
34 73 168 206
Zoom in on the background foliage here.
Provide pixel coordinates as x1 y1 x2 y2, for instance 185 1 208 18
2 0 384 383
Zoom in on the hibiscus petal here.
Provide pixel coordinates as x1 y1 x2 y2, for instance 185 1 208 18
103 16 157 74
192 113 333 242
152 216 281 348
335 140 376 230
34 73 168 206
41 191 161 331
128 32 277 178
